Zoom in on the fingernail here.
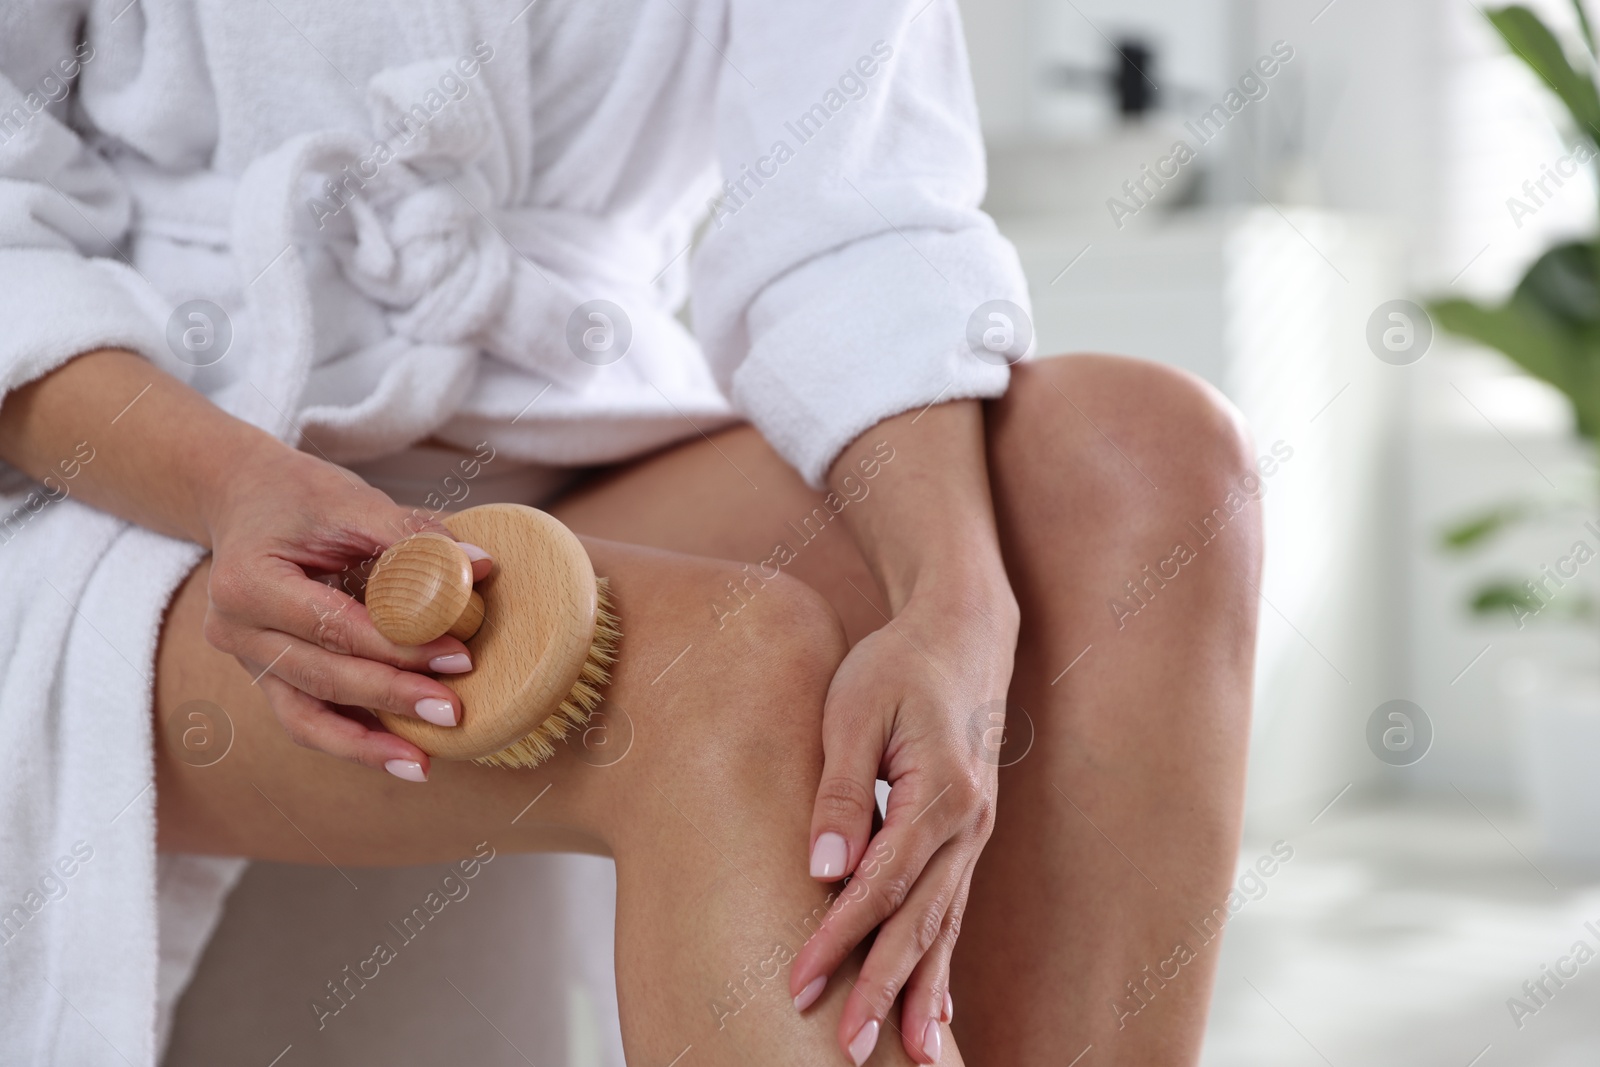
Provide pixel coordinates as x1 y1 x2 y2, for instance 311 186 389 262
414 697 456 727
793 975 826 1012
847 1019 879 1066
428 652 472 674
384 759 427 782
922 1019 941 1062
810 832 848 879
943 991 953 1022
456 542 491 562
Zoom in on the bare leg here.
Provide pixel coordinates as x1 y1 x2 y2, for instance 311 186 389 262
552 354 1261 1065
159 353 1255 1064
958 357 1260 1064
156 541 962 1065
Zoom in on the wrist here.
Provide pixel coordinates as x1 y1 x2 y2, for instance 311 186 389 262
899 555 1019 634
829 403 1015 621
194 423 300 546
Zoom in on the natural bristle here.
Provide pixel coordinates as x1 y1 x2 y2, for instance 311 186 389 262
472 578 620 770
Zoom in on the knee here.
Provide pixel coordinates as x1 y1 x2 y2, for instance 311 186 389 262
716 568 847 747
993 354 1260 539
664 563 847 788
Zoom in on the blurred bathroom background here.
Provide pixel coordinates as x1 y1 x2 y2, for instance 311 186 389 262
963 0 1600 1061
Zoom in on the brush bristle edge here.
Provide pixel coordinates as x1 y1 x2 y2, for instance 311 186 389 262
473 577 620 770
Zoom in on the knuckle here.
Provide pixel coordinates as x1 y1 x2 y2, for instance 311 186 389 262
312 603 357 656
939 899 965 948
288 658 336 702
947 771 996 836
970 790 996 837
814 775 876 829
913 904 945 955
861 972 901 1018
382 672 415 715
950 771 985 811
278 716 315 750
875 869 915 917
200 609 233 653
206 562 253 616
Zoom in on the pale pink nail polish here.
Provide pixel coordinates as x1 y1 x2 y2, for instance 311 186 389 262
847 1019 879 1066
384 759 426 782
922 1019 941 1063
793 975 826 1012
456 542 491 562
428 652 472 674
414 698 456 727
810 832 847 879
943 991 953 1022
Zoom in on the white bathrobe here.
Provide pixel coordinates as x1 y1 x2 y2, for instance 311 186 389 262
0 0 1027 1063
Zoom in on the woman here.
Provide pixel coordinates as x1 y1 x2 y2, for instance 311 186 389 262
0 1 1260 1064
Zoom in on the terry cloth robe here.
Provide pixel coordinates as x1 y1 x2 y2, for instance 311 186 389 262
0 0 1028 1063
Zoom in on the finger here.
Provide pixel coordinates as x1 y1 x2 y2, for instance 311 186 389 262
835 840 967 1065
256 672 431 779
241 628 465 727
335 535 490 587
456 541 494 582
807 700 887 885
898 859 974 1063
791 772 957 1003
212 558 473 673
395 508 492 580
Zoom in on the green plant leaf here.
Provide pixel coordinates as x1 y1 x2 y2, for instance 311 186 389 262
1489 5 1600 142
1520 240 1600 324
1574 0 1599 58
1430 294 1577 392
1467 580 1595 622
1469 580 1542 615
1432 241 1600 437
1440 504 1532 550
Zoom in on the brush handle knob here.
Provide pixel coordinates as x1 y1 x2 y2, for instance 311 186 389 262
369 504 603 763
366 533 485 645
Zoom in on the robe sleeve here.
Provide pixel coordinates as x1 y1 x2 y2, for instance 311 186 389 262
691 0 1030 487
0 1 170 410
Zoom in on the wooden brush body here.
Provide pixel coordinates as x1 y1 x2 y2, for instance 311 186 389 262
366 504 617 767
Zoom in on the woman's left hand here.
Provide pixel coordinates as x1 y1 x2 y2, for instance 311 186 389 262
789 580 1018 1064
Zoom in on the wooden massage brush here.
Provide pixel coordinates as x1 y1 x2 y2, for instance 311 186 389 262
362 503 619 768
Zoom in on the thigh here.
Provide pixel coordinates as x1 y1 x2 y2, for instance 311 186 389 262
152 371 1063 864
153 536 827 865
551 424 887 641
553 354 1205 637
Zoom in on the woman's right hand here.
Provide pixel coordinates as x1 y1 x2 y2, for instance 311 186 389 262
0 350 484 781
198 437 490 782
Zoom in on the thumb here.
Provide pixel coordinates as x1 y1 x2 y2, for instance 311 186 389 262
809 703 884 882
